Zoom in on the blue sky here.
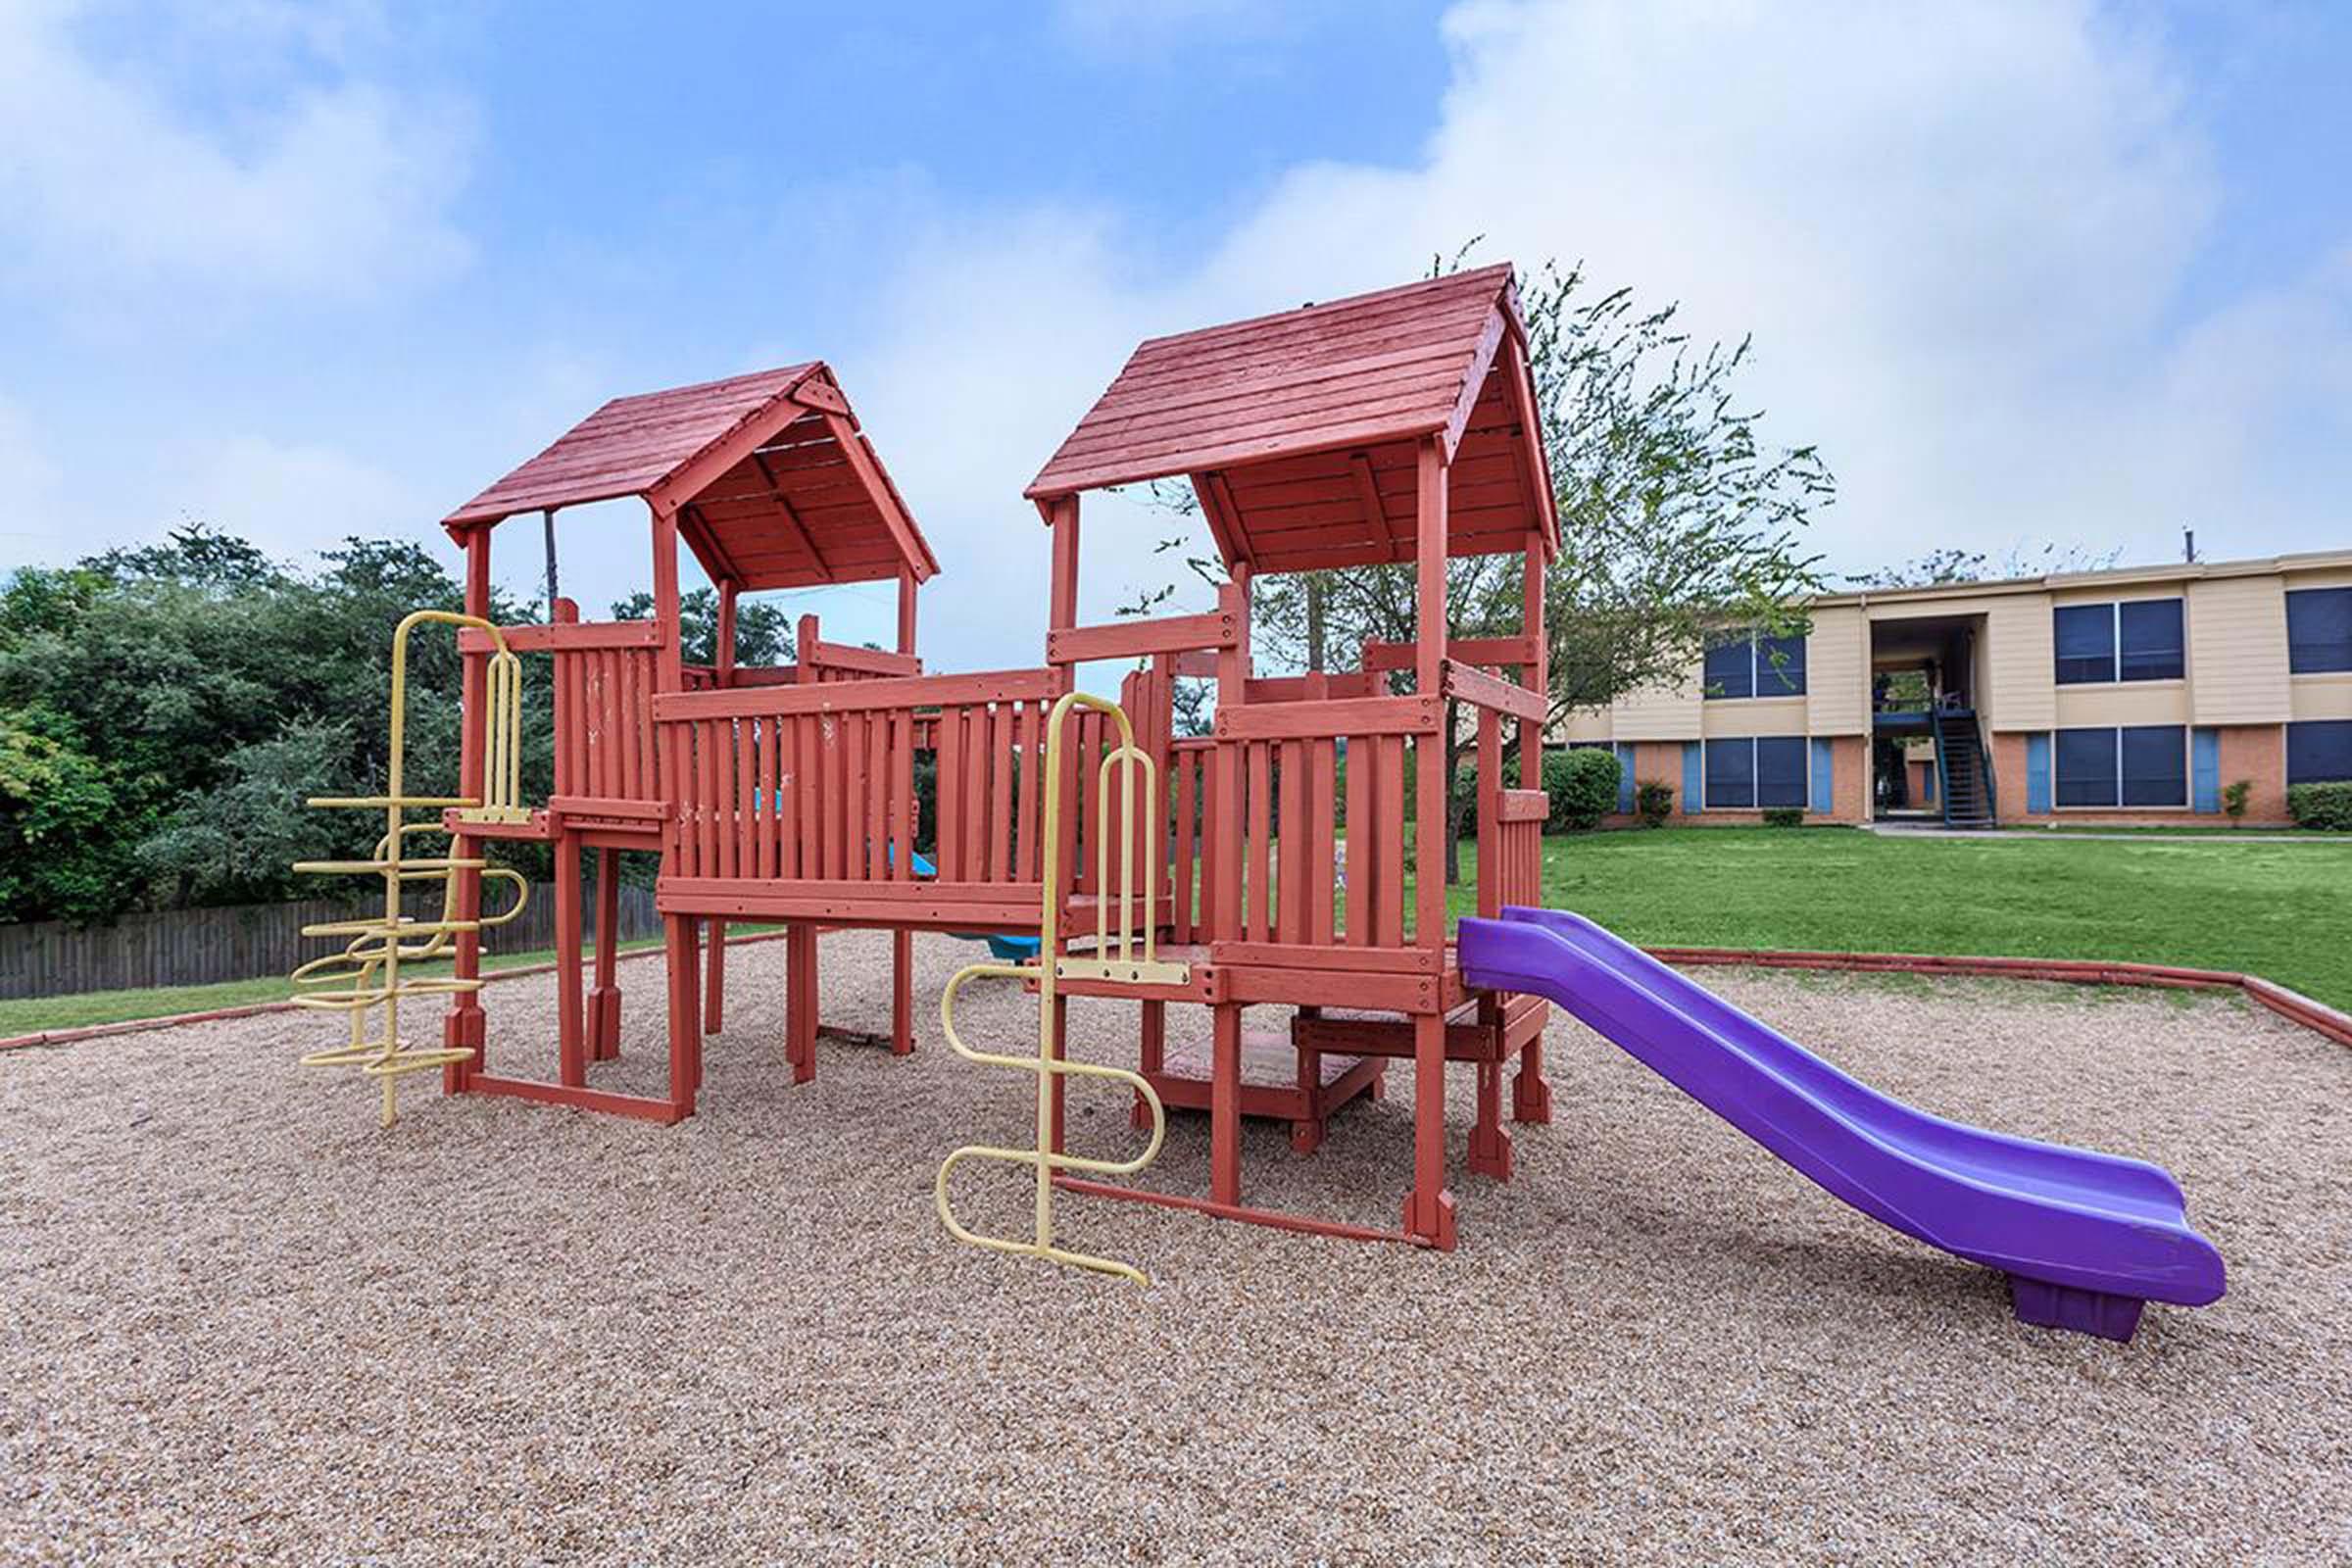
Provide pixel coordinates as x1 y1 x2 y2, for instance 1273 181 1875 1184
2 1 2346 671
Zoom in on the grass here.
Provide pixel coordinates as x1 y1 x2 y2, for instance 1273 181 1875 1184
1447 826 2352 1010
0 933 672 1039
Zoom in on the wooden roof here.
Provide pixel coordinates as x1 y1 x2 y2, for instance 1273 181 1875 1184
1027 264 1556 571
444 363 938 591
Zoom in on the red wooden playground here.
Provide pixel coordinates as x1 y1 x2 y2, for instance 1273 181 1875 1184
293 265 2226 1336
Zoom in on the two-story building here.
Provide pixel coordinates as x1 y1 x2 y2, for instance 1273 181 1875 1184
1558 549 2352 827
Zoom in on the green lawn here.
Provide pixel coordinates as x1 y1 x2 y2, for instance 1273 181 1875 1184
1450 827 2352 1009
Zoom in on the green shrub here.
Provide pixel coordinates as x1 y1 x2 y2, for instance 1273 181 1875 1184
1554 747 1622 833
1635 779 1674 827
2222 779 2251 825
2288 781 2352 832
1762 807 1806 828
1453 746 1618 835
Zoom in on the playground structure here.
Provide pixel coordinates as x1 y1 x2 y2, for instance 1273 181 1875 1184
294 266 2225 1339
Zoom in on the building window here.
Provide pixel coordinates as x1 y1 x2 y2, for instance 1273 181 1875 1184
2053 727 2119 806
2054 599 2184 684
1703 736 1807 808
1703 633 1806 700
2054 725 2187 808
2287 720 2352 785
2286 587 2352 673
2120 724 2187 806
2118 600 2184 681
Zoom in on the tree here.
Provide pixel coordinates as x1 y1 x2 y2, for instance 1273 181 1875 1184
1123 255 1835 880
1850 541 2122 589
0 523 551 920
612 587 793 667
1524 259 1829 713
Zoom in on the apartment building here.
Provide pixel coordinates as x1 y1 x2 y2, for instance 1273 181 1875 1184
1558 549 2352 826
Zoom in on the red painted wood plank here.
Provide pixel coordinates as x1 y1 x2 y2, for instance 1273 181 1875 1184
1375 735 1404 949
651 667 1058 721
1247 740 1272 944
1309 737 1337 947
1215 695 1441 740
1045 610 1239 664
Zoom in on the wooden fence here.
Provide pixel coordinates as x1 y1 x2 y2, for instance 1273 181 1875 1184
0 881 660 1001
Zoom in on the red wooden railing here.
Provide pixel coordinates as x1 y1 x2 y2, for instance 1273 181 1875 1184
1207 707 1431 955
1473 707 1546 918
648 667 1197 935
1166 739 1213 943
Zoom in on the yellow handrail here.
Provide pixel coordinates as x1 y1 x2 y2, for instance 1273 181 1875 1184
289 610 529 1125
933 689 1185 1284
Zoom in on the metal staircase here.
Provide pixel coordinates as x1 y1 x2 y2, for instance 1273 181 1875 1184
1934 709 1994 827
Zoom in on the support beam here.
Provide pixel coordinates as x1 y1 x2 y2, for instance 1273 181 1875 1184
897 565 918 656
751 450 832 580
1413 436 1449 950
444 526 492 1087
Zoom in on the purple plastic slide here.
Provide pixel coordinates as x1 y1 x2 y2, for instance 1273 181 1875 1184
1456 907 2226 1341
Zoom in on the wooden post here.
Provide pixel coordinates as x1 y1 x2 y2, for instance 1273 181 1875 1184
786 924 818 1084
555 834 587 1086
897 565 919 657
1210 571 1249 942
891 930 914 1055
1134 1000 1165 1130
663 913 700 1116
1406 436 1457 1248
1513 538 1553 1126
444 526 492 1087
715 578 739 683
705 577 738 1028
649 503 698 1086
889 565 919 1056
590 847 620 1061
1413 436 1449 948
1048 495 1080 695
704 915 726 1036
1210 1003 1243 1205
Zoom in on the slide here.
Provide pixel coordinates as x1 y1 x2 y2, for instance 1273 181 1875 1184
1456 907 2226 1341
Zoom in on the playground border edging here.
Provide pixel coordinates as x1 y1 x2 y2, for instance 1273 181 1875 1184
6 936 2346 1055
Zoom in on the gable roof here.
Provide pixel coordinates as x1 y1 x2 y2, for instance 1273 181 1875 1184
443 363 939 592
1027 264 1556 571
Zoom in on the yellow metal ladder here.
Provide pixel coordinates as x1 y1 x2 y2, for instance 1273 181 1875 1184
934 690 1189 1283
288 610 530 1125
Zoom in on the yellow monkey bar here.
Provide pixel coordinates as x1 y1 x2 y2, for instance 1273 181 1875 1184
934 689 1187 1284
289 610 530 1126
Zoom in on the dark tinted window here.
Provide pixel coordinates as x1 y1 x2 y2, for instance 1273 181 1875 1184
2287 588 2352 673
2287 720 2352 784
2054 604 2116 684
1704 739 1755 808
2054 727 2119 807
2119 725 2185 806
1755 737 1808 807
2117 599 2184 681
1703 637 1752 700
1757 635 1807 695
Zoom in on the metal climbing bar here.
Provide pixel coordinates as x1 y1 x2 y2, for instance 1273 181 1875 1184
289 611 531 1125
933 689 1188 1283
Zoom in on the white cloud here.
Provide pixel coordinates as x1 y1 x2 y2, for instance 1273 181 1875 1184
0 399 68 563
0 0 471 326
168 433 424 562
848 0 2350 672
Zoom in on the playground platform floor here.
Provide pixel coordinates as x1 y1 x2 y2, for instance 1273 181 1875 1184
4 932 2348 1563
